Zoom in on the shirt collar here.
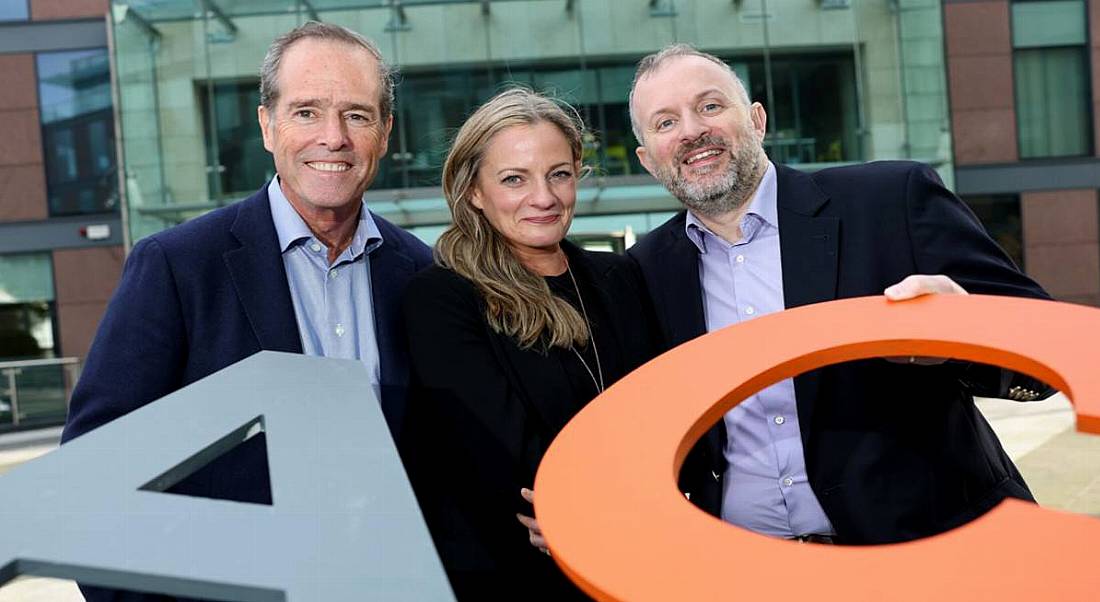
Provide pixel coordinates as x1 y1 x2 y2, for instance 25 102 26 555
685 160 778 253
267 176 384 257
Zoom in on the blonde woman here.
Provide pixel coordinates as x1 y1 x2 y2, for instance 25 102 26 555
400 89 657 600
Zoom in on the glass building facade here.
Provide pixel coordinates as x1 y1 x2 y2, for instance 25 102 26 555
37 48 119 216
108 0 955 246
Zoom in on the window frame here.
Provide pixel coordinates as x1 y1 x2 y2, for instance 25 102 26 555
1008 0 1095 160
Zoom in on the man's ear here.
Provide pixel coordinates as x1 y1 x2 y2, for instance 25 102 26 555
750 102 767 142
379 113 394 156
258 105 274 153
636 145 655 176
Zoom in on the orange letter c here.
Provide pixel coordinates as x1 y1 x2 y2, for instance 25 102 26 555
536 295 1100 601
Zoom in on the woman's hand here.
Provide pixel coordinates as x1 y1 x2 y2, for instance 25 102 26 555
516 487 550 555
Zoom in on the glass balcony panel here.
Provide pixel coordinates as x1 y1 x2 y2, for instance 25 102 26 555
0 361 79 432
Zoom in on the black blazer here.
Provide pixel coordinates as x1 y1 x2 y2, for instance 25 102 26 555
400 242 657 600
628 161 1052 545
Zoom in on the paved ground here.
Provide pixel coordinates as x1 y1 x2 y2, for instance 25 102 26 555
990 395 1100 518
0 394 1096 600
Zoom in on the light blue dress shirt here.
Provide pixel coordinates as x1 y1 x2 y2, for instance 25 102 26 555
685 162 835 538
267 178 384 395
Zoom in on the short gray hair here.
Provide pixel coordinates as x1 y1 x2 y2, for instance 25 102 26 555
259 21 396 121
628 43 751 143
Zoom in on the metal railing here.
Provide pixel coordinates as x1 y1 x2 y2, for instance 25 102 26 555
0 357 81 431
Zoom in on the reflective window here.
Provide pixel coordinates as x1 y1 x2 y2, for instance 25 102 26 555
1011 0 1092 158
963 195 1024 270
199 51 861 199
0 253 57 361
0 253 72 430
383 67 498 189
37 49 119 215
1011 0 1087 48
0 0 27 22
0 302 56 360
201 81 268 199
740 53 862 164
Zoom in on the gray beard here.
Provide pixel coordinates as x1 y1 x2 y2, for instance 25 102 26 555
655 137 763 219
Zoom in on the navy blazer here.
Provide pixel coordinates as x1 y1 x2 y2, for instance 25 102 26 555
61 184 431 600
629 161 1052 544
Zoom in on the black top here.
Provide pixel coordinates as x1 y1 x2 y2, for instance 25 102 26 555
400 241 658 601
543 269 620 409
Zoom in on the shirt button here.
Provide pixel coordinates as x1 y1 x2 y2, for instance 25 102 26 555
735 254 745 263
334 323 345 337
774 416 785 425
310 243 322 253
745 306 755 315
782 477 794 488
328 269 338 279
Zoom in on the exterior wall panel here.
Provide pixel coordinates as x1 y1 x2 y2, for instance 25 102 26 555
30 0 108 21
1022 189 1099 245
944 0 1018 164
0 54 38 108
949 108 1018 164
946 55 1015 111
0 108 47 221
0 165 48 222
52 245 124 359
944 1 1012 55
1021 189 1100 305
0 108 44 166
0 53 47 222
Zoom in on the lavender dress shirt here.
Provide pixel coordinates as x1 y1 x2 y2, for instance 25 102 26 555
685 162 835 538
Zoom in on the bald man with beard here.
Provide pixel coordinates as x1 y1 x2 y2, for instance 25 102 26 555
626 44 1053 545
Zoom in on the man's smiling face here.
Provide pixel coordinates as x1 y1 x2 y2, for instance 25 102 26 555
258 37 392 219
632 55 767 217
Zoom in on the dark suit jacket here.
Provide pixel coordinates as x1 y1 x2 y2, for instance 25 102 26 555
61 184 432 601
629 161 1051 545
400 242 658 601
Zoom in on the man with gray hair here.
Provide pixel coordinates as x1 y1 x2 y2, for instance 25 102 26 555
63 23 430 600
626 43 1052 546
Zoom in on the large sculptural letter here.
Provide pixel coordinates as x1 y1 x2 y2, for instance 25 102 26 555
0 352 454 601
536 295 1100 601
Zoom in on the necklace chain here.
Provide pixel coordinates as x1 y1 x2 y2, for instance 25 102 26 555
566 264 605 394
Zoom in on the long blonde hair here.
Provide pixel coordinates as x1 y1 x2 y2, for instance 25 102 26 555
436 88 589 350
